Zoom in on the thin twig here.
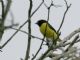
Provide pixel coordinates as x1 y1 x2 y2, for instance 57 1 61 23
38 1 57 60
55 35 79 60
0 20 29 49
31 38 44 60
3 0 12 22
8 27 44 41
38 45 54 60
44 0 61 8
0 0 5 41
0 0 42 49
38 36 80 60
10 10 14 24
25 0 32 60
60 39 80 48
63 28 80 43
39 0 72 59
53 47 77 60
39 36 80 60
65 35 79 52
31 0 44 17
0 0 11 41
5 24 18 30
38 1 61 59
31 1 54 60
1 0 4 21
57 0 71 33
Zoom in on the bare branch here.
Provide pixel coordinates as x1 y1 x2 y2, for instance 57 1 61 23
0 0 12 41
57 0 71 33
31 0 44 17
39 36 80 60
53 47 77 60
44 0 61 8
1 0 4 21
65 35 79 52
3 0 12 22
32 1 56 60
0 0 5 41
25 0 32 60
31 38 44 60
31 1 55 60
63 28 80 43
45 35 80 60
0 21 29 49
4 24 18 29
0 0 43 50
54 35 79 60
11 27 45 40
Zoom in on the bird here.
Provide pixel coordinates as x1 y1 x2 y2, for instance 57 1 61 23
36 19 61 46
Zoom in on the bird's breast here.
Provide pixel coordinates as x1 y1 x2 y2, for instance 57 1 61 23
40 23 57 39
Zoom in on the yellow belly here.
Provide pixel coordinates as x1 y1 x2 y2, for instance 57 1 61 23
40 23 58 40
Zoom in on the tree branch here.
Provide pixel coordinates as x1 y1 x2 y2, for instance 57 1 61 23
57 0 71 33
0 0 43 50
25 0 32 60
63 28 80 43
65 35 79 52
0 0 12 41
54 35 79 60
31 0 44 17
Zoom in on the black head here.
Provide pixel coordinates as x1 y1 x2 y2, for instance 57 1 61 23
36 20 47 26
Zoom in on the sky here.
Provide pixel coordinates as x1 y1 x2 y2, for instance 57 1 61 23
0 0 80 60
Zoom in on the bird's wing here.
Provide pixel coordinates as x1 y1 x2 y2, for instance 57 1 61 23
48 23 57 33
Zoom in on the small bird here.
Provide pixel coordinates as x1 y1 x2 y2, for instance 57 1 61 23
36 20 61 46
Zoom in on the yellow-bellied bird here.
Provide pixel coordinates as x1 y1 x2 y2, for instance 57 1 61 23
36 20 61 45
